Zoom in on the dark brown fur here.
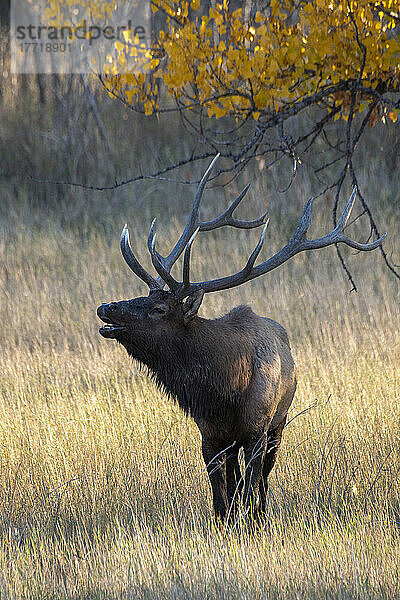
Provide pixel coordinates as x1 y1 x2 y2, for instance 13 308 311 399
97 289 296 521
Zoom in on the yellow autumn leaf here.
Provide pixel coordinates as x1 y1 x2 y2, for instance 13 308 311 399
45 0 400 125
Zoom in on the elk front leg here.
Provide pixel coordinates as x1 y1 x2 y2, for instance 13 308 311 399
243 433 267 520
201 441 228 521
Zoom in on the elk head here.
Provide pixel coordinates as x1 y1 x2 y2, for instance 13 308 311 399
97 288 205 339
97 154 386 341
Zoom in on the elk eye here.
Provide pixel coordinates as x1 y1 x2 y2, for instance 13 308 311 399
149 306 167 317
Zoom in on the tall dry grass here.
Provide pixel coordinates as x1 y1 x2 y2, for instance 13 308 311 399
0 58 399 598
0 157 399 598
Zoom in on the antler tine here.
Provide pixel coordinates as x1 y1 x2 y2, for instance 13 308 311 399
330 185 385 249
147 219 180 292
199 183 268 231
120 225 161 290
333 231 387 251
147 218 157 256
192 153 221 221
243 219 270 273
162 154 221 272
336 186 357 231
305 189 387 251
182 227 200 290
292 196 314 241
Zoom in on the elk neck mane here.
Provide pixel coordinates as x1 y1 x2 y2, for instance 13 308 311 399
123 305 257 420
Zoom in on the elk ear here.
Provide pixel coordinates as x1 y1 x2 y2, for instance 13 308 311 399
182 290 205 324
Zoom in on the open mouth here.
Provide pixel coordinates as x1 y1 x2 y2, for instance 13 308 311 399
98 316 126 338
99 323 126 338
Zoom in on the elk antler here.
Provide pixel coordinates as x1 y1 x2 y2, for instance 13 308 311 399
121 225 161 290
121 156 386 297
178 187 386 296
121 153 268 291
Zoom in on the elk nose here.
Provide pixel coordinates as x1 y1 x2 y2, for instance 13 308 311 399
97 303 111 318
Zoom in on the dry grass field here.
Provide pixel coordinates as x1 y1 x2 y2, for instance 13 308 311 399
0 154 399 599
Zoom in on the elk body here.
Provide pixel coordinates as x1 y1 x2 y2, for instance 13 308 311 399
97 155 385 522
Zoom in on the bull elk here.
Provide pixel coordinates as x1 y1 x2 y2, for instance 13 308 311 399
97 155 385 522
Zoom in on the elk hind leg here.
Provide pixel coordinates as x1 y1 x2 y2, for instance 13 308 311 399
201 442 228 521
259 417 287 512
243 434 267 520
225 443 243 523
